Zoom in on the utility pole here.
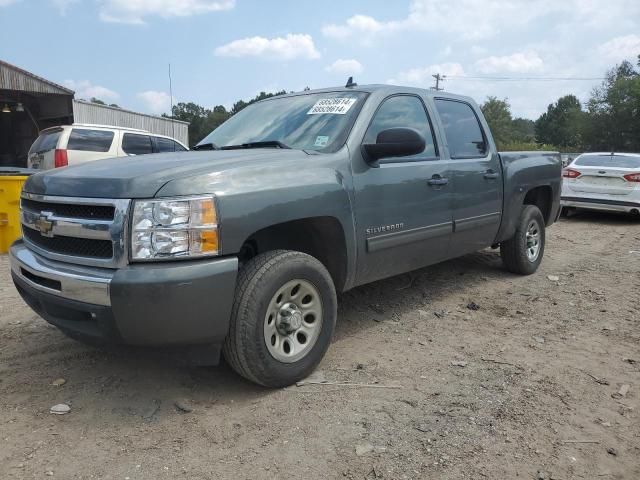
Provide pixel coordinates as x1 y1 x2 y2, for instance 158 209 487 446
431 73 446 91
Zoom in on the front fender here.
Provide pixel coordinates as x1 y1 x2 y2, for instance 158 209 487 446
155 161 357 287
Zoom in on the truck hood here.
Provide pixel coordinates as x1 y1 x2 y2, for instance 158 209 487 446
23 149 316 198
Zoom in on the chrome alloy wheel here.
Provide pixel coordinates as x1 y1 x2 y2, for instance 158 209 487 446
525 220 541 262
263 279 323 363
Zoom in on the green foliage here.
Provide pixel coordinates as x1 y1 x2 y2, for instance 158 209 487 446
90 97 106 105
480 97 536 149
480 97 513 148
499 142 560 152
584 58 640 152
535 95 585 149
511 118 535 143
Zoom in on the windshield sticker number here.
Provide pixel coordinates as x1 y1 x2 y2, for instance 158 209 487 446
314 136 329 147
307 97 357 115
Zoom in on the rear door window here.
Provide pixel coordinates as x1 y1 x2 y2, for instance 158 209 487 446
122 134 153 155
67 129 114 152
574 155 640 168
29 129 62 154
155 137 187 152
434 99 487 159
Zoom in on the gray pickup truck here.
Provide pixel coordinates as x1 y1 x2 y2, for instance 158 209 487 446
10 84 561 387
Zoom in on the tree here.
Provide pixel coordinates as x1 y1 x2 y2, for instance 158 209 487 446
90 97 106 105
534 95 585 149
584 59 640 152
165 102 226 147
480 97 514 148
511 118 535 143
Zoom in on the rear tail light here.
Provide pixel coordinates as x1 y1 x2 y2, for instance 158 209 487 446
562 168 581 178
623 173 640 182
54 149 68 168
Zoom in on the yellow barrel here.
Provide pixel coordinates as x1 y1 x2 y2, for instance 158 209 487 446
0 174 28 253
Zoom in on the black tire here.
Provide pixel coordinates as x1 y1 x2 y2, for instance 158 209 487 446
500 205 546 275
223 250 337 388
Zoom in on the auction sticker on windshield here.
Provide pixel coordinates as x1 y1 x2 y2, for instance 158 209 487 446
307 98 357 115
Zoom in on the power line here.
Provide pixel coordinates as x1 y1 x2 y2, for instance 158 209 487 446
445 75 606 81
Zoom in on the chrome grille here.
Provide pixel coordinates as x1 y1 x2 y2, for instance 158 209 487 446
23 227 114 258
20 193 131 268
21 198 116 221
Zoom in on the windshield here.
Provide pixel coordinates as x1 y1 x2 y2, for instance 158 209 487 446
197 92 368 153
574 154 640 168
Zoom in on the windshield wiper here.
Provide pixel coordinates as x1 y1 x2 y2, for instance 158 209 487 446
193 142 220 151
221 140 291 150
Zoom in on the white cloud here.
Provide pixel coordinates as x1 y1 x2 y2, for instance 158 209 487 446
388 63 465 86
63 80 120 102
215 34 320 60
322 0 640 42
51 0 79 15
322 14 394 39
0 0 19 6
100 0 234 24
137 90 172 114
598 35 640 62
325 59 363 75
475 51 544 74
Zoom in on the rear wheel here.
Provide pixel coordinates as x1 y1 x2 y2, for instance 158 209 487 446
223 250 337 388
500 205 546 275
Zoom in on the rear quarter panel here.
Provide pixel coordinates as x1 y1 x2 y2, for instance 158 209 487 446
496 151 562 242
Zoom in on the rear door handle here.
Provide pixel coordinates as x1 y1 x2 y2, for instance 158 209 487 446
428 175 449 186
484 170 500 180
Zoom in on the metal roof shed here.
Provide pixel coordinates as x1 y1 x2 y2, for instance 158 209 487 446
0 60 74 166
72 100 189 146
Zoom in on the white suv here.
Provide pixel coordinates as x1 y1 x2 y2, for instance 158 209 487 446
27 124 188 170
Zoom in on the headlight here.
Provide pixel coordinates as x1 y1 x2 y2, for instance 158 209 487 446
131 196 219 261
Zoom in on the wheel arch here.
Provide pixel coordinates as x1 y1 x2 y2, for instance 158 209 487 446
523 185 553 225
237 216 350 292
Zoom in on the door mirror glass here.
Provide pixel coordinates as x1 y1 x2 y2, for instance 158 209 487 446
363 127 426 161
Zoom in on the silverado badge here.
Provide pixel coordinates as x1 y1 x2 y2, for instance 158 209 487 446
366 223 404 235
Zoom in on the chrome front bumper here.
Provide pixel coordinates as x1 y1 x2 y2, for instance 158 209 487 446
10 241 112 306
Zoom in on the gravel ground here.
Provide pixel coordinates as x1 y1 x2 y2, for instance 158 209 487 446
1 211 639 480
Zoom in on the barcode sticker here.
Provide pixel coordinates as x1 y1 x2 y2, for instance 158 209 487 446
307 97 357 115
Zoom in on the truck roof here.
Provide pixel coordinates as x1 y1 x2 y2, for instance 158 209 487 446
275 83 476 104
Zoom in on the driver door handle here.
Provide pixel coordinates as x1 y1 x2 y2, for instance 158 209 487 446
484 169 500 180
428 174 449 186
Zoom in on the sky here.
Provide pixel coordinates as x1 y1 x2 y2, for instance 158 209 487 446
1 0 639 120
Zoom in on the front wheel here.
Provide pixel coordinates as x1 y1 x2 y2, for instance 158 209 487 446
500 205 546 275
223 250 337 388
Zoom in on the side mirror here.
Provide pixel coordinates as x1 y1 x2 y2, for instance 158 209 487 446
363 128 426 162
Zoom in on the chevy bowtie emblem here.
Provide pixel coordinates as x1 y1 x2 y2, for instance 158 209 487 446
34 212 55 237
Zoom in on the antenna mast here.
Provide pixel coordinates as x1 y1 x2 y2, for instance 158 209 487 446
169 63 176 150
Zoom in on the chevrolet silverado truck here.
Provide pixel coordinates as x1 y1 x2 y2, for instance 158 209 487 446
10 84 562 387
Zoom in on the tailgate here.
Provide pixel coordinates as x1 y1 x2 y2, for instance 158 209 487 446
28 150 55 170
27 128 62 170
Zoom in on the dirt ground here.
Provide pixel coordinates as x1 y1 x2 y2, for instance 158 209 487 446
1 211 638 480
